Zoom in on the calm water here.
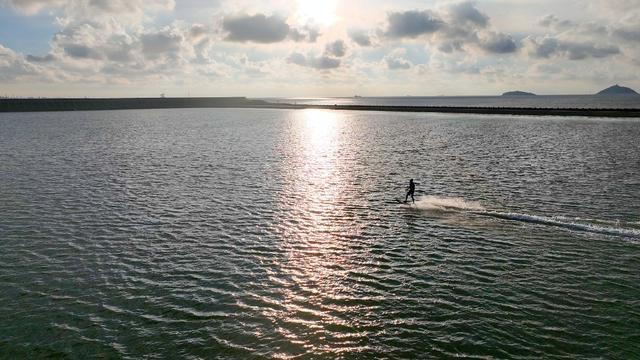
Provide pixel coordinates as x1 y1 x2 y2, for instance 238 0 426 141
263 95 640 109
1 108 639 359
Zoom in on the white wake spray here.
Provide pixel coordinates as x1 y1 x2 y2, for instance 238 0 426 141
413 196 485 211
406 196 640 239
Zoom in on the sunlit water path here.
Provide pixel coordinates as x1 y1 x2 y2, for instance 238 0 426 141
1 108 639 358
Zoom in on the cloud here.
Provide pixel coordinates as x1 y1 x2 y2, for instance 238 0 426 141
286 52 306 66
446 1 489 28
538 14 575 30
222 14 290 43
189 24 208 39
286 52 340 69
288 26 321 43
0 44 47 81
537 14 612 39
289 40 349 70
140 31 183 58
437 41 464 53
427 51 480 74
32 18 220 85
3 0 637 96
325 40 346 57
386 57 411 69
526 37 620 60
221 13 319 44
384 10 444 39
613 26 640 42
532 62 563 75
378 2 518 56
3 0 175 21
63 44 102 59
88 0 174 13
26 54 56 63
591 0 640 16
432 1 494 53
2 0 66 15
480 32 517 54
49 20 137 64
310 56 340 69
384 49 411 70
348 29 372 46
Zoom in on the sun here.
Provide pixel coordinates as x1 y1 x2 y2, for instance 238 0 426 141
296 0 338 26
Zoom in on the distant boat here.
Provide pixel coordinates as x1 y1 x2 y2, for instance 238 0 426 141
354 95 362 98
596 84 638 95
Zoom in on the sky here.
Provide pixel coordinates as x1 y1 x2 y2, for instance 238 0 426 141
0 0 639 97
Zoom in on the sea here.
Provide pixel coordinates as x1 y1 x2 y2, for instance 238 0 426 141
1 105 639 358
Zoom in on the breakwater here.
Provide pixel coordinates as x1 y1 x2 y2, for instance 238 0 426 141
1 97 640 117
0 97 268 112
276 104 640 118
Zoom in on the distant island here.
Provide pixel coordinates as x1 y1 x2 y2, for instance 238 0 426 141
502 91 536 96
597 85 638 95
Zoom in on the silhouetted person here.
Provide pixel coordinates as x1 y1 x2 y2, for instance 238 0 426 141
405 179 415 203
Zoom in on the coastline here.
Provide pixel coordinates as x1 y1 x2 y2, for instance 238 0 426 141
1 97 640 118
267 104 640 118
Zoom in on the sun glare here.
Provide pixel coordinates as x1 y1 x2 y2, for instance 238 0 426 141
297 0 338 26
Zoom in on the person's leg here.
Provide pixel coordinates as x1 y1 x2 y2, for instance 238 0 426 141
411 193 415 203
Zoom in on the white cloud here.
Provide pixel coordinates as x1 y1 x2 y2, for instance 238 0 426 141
525 36 620 60
325 40 346 57
222 13 290 43
446 1 489 28
479 32 517 54
348 29 372 47
0 44 60 82
3 0 175 22
2 0 66 15
286 51 341 69
384 10 444 39
384 48 411 69
538 14 575 30
0 0 638 96
374 2 519 56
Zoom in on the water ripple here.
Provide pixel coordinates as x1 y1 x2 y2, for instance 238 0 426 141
1 109 639 358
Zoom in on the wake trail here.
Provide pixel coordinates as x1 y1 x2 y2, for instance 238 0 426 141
414 196 485 211
476 211 640 238
411 196 640 239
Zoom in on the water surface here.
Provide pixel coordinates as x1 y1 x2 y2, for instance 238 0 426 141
1 108 639 358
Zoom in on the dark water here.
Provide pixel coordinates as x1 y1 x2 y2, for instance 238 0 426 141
263 95 640 109
1 108 639 359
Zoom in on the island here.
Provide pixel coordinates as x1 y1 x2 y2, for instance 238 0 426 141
502 91 536 96
597 85 638 95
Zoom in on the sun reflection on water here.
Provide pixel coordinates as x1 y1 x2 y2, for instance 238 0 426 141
267 109 368 354
303 109 339 144
301 109 341 197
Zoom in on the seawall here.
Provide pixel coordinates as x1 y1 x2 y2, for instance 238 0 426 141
1 97 639 118
0 97 267 112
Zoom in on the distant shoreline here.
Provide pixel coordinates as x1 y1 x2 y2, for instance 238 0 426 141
289 104 640 118
1 97 639 118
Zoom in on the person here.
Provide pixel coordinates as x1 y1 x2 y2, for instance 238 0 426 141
405 179 415 203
